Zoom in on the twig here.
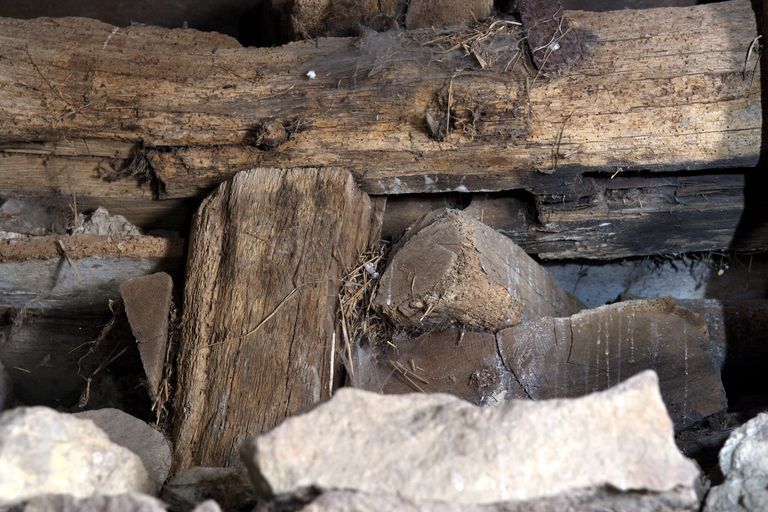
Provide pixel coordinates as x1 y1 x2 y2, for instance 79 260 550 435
56 239 82 282
201 287 299 348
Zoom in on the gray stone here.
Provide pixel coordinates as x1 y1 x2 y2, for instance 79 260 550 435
73 207 142 237
5 493 166 512
161 467 260 512
704 412 768 511
75 409 171 489
0 407 154 506
191 501 222 512
242 371 699 509
119 273 174 399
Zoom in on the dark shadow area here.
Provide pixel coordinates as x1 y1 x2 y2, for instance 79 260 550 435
701 0 768 435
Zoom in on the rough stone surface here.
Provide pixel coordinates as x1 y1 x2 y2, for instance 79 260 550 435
0 199 64 237
190 501 222 512
352 329 524 405
161 467 260 512
5 493 166 512
0 407 154 505
242 371 699 508
406 0 493 29
0 361 9 412
299 489 701 512
497 298 727 429
119 272 174 399
73 207 142 237
704 412 768 511
75 409 172 489
375 209 582 330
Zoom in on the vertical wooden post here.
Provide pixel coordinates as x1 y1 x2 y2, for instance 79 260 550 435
172 168 371 469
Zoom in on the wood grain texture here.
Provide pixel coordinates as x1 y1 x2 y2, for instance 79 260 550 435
172 167 371 469
0 0 759 201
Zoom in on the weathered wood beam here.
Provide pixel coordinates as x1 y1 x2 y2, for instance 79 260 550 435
172 167 373 469
0 0 759 202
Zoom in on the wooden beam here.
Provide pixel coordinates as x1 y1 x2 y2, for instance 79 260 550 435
0 0 759 202
172 167 373 469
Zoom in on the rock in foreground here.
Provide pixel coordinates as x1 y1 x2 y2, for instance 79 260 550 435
0 407 154 505
705 412 768 511
75 408 172 490
242 371 699 509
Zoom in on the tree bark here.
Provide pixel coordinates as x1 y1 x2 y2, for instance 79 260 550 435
172 167 372 469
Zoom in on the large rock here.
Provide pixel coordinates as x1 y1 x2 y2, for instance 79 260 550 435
75 409 172 489
242 371 699 509
6 493 166 512
119 273 174 399
0 407 154 505
704 412 768 511
497 298 727 428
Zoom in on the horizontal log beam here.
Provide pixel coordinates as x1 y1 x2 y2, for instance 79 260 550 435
0 0 759 203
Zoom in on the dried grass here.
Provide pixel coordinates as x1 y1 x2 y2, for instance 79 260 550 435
412 19 527 73
336 243 393 380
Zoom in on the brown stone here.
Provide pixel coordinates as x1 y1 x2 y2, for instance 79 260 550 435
497 298 728 428
120 272 173 399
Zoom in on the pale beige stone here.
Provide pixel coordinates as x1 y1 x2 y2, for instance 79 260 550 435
0 407 154 506
242 371 699 507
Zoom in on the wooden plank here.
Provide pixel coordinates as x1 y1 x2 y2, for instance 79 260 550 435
0 0 759 202
172 167 372 469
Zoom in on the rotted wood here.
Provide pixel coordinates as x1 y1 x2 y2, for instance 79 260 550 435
0 0 759 203
172 167 372 469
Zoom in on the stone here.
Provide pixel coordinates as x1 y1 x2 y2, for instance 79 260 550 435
242 371 699 509
6 493 166 512
406 0 493 29
497 298 728 429
374 209 582 330
0 407 154 505
161 467 260 512
704 412 768 512
119 273 174 399
74 409 172 489
73 207 142 237
352 329 524 405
